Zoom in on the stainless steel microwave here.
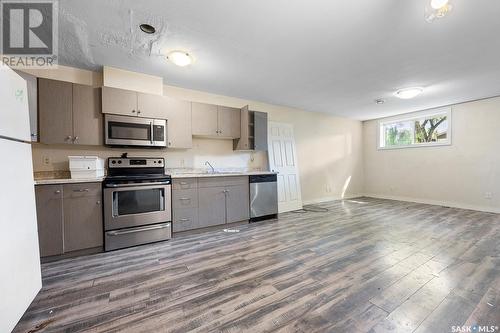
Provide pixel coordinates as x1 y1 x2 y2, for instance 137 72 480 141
105 114 167 148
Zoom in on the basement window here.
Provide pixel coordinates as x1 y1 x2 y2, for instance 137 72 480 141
378 107 451 149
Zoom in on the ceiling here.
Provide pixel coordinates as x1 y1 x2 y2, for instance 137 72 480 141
58 0 500 120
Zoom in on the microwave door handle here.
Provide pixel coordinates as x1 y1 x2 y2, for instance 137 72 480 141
150 122 154 144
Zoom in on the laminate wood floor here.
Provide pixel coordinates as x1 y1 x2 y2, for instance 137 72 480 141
14 197 500 333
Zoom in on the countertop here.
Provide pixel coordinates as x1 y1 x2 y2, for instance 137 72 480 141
169 171 277 179
34 177 105 185
34 171 277 185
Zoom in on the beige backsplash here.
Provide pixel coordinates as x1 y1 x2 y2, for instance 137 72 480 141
31 137 268 173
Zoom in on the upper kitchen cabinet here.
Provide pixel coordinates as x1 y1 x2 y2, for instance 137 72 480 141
191 102 218 136
73 84 103 145
217 106 241 138
164 96 192 149
38 78 73 145
137 92 166 118
234 106 268 151
102 87 166 118
102 87 137 117
38 78 102 145
191 102 241 139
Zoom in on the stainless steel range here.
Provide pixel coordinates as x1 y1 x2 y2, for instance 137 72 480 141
103 156 172 251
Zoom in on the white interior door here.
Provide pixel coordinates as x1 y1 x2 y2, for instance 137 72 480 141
268 122 303 213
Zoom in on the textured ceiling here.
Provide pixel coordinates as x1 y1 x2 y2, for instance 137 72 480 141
58 0 500 120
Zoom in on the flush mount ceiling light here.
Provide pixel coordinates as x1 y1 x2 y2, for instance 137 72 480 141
425 0 452 22
394 87 424 99
166 50 193 67
374 98 385 105
431 0 449 9
139 24 156 34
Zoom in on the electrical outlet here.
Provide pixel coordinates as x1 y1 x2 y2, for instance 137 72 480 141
484 192 493 200
42 156 51 165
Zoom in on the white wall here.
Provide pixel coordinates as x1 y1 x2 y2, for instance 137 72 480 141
29 66 364 204
363 96 500 213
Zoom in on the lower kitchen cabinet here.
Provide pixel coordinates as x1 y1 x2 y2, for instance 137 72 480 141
173 208 199 232
172 176 250 233
226 184 250 223
63 183 103 252
198 187 227 228
35 185 64 257
35 182 103 257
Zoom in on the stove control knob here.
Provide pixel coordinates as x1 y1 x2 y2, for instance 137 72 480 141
118 160 122 164
111 160 116 164
158 160 162 164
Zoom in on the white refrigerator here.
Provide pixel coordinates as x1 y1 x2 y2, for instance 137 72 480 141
0 65 42 332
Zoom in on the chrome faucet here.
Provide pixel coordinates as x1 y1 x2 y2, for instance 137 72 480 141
205 161 215 173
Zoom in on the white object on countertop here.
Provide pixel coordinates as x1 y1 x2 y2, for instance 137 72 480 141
69 156 105 179
0 66 42 333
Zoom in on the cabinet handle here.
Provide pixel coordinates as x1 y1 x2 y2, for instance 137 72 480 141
179 218 190 222
73 188 89 192
137 110 141 114
54 190 61 194
180 182 188 185
96 200 101 205
132 109 136 113
73 136 79 143
65 135 73 141
168 142 172 146
179 197 190 201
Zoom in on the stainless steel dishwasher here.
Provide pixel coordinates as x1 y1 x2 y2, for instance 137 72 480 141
249 174 278 222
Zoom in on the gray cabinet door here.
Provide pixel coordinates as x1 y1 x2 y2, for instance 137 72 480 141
217 106 241 139
35 185 64 257
38 78 73 144
137 92 166 118
226 184 250 223
73 85 102 145
253 111 268 151
164 97 192 148
234 105 250 150
191 102 218 136
102 86 138 116
63 183 103 252
198 187 226 227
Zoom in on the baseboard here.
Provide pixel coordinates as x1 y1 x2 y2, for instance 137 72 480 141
363 193 500 214
303 194 364 206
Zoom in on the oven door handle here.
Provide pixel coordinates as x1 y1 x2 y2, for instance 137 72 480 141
107 223 171 236
106 181 170 188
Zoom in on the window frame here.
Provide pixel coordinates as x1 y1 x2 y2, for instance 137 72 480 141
377 106 452 150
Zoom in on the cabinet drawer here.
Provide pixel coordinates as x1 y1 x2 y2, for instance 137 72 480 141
63 183 102 198
173 208 199 232
172 178 198 190
198 176 248 188
172 189 198 208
